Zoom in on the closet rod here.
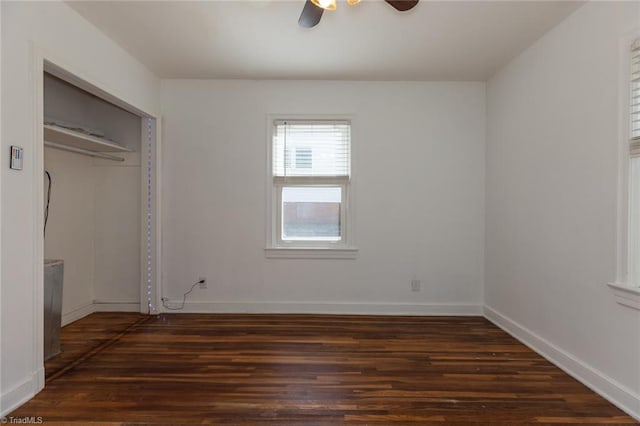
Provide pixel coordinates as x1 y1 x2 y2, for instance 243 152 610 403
44 141 125 162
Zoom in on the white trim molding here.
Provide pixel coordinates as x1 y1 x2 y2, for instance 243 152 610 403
614 28 640 290
607 282 640 310
264 247 358 259
159 301 483 316
0 367 44 417
93 302 141 313
61 302 95 326
61 301 141 326
484 305 640 421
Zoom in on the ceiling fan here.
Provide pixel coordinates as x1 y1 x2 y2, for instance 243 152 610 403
299 0 419 28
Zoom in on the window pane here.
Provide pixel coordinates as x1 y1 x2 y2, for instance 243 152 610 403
282 187 341 241
629 157 640 286
273 121 350 177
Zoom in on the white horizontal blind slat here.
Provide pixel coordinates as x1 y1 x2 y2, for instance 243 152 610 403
273 120 351 177
631 39 640 141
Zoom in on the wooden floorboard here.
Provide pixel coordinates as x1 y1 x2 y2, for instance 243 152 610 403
10 313 635 424
45 312 147 381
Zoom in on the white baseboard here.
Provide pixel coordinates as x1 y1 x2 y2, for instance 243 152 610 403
484 305 640 421
92 302 140 312
61 302 94 326
0 367 44 417
62 301 141 326
160 301 483 316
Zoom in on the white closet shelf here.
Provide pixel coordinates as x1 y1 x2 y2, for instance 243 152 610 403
44 124 132 153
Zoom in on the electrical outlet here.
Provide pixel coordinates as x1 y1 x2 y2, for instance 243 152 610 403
411 279 421 292
198 277 207 289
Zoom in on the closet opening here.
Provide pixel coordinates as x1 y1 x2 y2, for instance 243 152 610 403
38 60 160 380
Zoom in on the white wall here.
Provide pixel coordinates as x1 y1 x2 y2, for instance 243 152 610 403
486 1 640 417
93 159 141 305
44 148 95 318
161 80 485 314
1 0 159 414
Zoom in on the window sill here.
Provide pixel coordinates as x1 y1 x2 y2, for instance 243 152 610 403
264 247 358 259
607 282 640 310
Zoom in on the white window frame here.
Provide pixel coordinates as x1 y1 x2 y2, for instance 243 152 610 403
265 115 357 259
608 30 640 309
274 177 349 247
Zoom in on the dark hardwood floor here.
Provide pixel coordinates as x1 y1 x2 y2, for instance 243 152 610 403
45 312 147 381
11 313 634 424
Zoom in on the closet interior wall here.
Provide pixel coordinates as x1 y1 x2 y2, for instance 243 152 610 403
44 73 141 323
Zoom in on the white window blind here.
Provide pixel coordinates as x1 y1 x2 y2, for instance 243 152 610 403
631 39 640 157
273 120 351 177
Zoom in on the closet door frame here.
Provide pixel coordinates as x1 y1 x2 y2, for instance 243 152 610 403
30 46 163 390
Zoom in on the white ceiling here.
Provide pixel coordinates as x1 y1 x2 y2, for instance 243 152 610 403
67 0 582 81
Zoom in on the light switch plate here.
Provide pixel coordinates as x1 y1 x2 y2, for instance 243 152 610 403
10 146 23 170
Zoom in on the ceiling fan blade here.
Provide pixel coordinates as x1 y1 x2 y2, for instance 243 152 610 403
298 0 324 28
384 0 419 12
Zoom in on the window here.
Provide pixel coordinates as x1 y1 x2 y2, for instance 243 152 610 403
267 119 355 257
610 36 640 308
628 38 640 287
